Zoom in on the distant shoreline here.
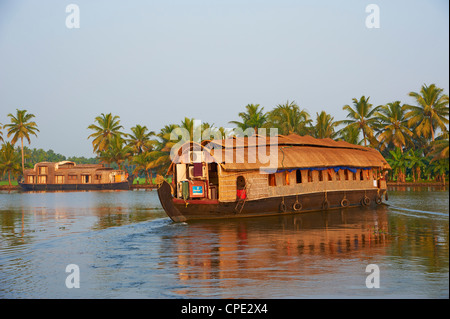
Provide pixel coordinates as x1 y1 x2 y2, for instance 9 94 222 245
387 182 447 187
0 184 158 191
1 182 446 192
0 185 19 191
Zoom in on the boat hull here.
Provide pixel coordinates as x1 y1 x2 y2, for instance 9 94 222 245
18 181 130 191
157 181 387 222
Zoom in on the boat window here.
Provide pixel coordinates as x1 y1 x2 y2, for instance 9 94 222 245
353 171 357 180
308 170 313 182
283 172 290 185
82 175 91 184
27 176 35 184
68 175 77 181
237 176 246 189
268 174 276 186
336 170 340 181
38 166 48 175
296 170 302 184
344 169 349 180
37 175 47 184
236 176 246 200
327 169 333 181
318 170 323 182
360 170 364 180
55 175 64 184
208 163 218 185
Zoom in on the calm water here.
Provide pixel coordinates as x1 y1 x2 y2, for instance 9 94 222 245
0 187 448 299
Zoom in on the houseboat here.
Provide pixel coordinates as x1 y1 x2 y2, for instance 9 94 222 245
19 161 131 191
157 133 391 222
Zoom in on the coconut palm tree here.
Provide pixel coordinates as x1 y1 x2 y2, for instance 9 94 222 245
200 122 218 141
98 135 132 170
337 96 380 147
126 124 155 155
313 111 338 139
337 125 363 145
386 147 409 183
217 127 232 139
0 142 22 186
4 109 39 173
406 83 449 143
427 158 448 185
87 113 124 155
229 104 268 135
147 124 180 175
131 152 152 184
0 122 3 143
406 149 427 182
429 133 449 161
267 100 312 136
375 101 414 152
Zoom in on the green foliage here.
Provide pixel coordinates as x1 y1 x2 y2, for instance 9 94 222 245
87 113 124 154
4 109 40 173
336 96 380 147
2 83 447 185
0 142 21 186
266 100 311 136
229 104 268 135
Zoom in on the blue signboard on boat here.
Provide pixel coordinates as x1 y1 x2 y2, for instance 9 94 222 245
192 185 203 195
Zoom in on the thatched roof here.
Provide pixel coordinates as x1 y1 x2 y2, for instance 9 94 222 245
24 161 108 175
168 134 391 173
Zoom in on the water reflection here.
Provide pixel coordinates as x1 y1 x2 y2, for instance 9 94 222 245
0 190 448 298
161 206 391 295
0 190 165 250
388 185 447 192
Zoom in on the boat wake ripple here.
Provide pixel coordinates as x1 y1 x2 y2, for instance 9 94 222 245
388 205 449 219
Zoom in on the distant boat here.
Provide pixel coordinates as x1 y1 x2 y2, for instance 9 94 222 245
158 133 391 222
19 161 131 191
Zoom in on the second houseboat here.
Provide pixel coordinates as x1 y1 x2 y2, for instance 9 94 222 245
19 161 131 191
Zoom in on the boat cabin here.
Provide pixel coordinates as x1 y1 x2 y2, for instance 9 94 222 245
167 134 390 203
22 161 128 186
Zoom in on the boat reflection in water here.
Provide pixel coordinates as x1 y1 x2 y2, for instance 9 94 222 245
162 205 390 296
1 188 447 298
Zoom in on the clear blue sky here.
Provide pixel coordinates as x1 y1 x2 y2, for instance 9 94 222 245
0 0 448 157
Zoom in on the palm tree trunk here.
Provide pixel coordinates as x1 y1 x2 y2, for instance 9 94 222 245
362 130 367 147
21 137 24 174
8 171 11 187
431 124 435 142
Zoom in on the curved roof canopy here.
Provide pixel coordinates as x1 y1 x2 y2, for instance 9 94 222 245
168 134 391 173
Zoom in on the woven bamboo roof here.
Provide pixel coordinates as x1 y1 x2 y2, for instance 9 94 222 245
169 134 391 173
24 161 113 175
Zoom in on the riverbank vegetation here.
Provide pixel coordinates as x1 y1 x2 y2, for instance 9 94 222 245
1 83 448 186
